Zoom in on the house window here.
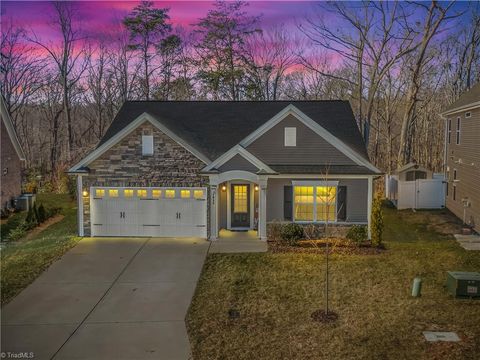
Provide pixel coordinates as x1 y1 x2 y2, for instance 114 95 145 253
3 167 7 176
284 127 297 147
453 185 456 201
180 190 191 199
406 170 427 181
465 112 471 118
165 189 175 198
124 189 134 197
316 186 336 221
142 135 154 155
448 119 451 144
152 189 162 198
294 186 314 221
137 189 147 198
456 117 461 145
95 189 105 198
109 189 119 197
453 169 457 180
193 190 204 199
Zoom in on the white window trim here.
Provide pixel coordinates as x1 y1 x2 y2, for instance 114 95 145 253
292 181 339 223
456 117 461 145
284 127 297 147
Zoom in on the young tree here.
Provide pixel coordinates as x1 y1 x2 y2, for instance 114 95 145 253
194 0 261 100
123 1 173 100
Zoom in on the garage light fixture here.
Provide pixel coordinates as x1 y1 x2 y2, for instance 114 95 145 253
221 185 226 192
82 190 88 197
254 185 259 192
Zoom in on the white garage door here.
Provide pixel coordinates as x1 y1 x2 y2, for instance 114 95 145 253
90 187 207 238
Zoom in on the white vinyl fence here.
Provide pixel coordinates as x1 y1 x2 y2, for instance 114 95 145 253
385 175 446 210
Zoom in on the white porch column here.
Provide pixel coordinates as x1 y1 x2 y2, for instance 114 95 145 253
258 177 268 241
367 176 373 240
77 175 84 237
209 184 219 240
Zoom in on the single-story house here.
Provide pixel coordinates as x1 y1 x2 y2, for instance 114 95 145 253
385 162 445 210
1 95 26 211
69 101 381 240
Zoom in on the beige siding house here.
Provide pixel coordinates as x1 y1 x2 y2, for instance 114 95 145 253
441 83 480 232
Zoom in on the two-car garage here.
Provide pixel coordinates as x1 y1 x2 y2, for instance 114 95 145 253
89 187 207 238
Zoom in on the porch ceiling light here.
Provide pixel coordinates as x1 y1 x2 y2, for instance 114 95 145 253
82 190 89 197
254 185 259 192
221 185 227 192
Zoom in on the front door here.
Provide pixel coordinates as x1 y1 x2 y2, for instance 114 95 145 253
231 184 250 228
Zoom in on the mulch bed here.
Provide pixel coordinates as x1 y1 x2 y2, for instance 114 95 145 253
311 309 339 323
268 238 386 255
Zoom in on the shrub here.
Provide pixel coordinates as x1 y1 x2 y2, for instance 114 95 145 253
25 205 38 229
346 225 367 245
303 224 318 240
268 220 283 242
37 204 47 223
371 197 384 247
280 223 304 246
7 225 27 242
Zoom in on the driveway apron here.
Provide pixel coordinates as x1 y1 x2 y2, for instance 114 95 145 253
1 237 210 360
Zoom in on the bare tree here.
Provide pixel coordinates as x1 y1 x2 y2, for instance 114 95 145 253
397 1 460 165
30 1 90 161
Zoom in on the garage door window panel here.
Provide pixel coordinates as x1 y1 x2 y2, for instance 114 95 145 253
95 189 105 198
109 189 119 197
124 189 134 198
166 190 176 198
152 189 162 198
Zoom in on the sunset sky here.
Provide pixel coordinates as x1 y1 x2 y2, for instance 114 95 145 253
0 0 475 62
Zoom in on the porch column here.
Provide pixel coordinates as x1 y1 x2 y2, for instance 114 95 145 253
209 184 219 240
259 178 268 241
367 176 373 240
77 175 84 237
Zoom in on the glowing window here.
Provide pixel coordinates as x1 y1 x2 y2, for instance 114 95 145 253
137 189 147 198
95 189 105 198
152 189 162 198
109 189 119 197
180 190 191 199
124 189 134 197
316 187 336 221
194 190 204 199
294 186 313 221
165 189 175 198
233 185 248 213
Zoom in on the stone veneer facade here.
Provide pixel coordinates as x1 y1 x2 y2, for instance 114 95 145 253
80 121 209 236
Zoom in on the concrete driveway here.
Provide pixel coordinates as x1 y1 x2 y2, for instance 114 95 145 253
1 237 210 360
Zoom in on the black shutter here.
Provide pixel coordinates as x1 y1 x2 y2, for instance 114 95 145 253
337 186 347 221
284 186 293 221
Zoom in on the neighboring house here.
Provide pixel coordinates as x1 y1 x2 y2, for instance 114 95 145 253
69 101 381 240
1 95 26 210
441 83 480 232
385 162 445 210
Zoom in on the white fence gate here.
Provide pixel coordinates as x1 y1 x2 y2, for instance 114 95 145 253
386 175 445 210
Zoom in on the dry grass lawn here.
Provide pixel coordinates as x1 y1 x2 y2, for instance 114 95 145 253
186 207 480 360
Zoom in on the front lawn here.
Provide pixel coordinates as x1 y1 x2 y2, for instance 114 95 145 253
1 194 80 305
187 207 480 359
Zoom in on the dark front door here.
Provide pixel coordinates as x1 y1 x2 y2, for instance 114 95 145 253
231 184 250 228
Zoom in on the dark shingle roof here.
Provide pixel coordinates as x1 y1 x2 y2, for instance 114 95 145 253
269 165 378 175
99 101 369 161
443 82 480 113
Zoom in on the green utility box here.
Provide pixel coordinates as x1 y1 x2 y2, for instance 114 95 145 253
446 271 480 298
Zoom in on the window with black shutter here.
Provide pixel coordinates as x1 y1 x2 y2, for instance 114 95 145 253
337 186 347 221
284 186 293 220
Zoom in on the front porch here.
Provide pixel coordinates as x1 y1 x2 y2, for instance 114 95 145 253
209 229 268 253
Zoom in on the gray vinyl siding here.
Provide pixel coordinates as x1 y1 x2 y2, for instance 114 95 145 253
218 154 259 172
266 178 368 222
247 114 357 166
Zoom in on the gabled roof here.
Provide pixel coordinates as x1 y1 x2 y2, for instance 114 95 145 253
442 82 480 115
98 101 370 162
1 95 25 161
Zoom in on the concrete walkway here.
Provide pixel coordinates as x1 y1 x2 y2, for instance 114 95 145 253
209 230 268 253
1 237 210 360
455 234 480 250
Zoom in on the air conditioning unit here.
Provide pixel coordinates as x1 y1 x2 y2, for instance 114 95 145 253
446 272 480 298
